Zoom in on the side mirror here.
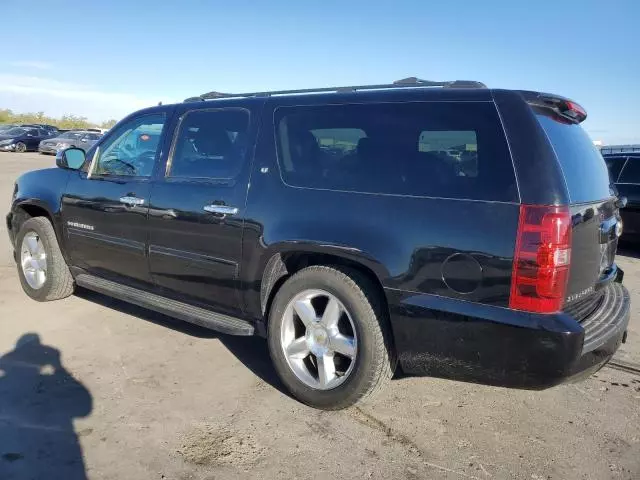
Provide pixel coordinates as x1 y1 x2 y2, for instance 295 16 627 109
56 147 86 170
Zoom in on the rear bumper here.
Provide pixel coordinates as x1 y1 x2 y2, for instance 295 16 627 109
388 281 630 389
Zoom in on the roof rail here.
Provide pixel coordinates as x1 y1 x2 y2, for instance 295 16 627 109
183 77 487 102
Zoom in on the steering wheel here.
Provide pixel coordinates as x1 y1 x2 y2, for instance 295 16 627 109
135 150 156 176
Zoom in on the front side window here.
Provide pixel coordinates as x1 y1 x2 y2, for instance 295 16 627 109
168 109 249 179
275 102 516 201
93 113 165 177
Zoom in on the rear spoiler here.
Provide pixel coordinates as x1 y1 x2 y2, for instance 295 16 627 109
518 90 587 123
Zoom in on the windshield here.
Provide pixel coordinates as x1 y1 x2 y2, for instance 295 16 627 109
3 128 27 136
58 131 85 140
535 110 611 203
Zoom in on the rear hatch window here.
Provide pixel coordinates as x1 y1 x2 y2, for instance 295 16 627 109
533 106 618 315
534 110 611 204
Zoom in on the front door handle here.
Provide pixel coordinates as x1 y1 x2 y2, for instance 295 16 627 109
119 196 145 207
203 204 238 216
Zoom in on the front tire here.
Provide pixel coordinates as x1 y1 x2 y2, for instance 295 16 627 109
15 142 27 153
268 266 395 410
16 217 75 301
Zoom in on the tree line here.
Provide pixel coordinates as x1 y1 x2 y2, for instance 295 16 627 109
0 109 117 130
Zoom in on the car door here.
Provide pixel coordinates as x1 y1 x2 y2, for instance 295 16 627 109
82 132 101 151
62 110 171 286
24 128 41 149
147 104 259 315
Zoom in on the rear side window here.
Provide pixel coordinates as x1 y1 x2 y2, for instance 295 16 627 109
275 102 517 201
619 159 640 184
534 110 611 203
604 156 627 182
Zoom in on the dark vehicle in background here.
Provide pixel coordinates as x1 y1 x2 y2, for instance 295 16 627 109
39 130 102 155
0 126 55 153
21 123 59 135
6 78 630 409
604 153 640 240
0 124 19 132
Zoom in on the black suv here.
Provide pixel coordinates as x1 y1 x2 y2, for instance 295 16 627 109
6 78 630 409
604 153 640 240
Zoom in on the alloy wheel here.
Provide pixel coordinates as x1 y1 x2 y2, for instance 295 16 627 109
280 289 358 390
20 231 47 289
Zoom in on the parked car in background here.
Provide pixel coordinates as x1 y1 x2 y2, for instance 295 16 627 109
86 127 110 134
0 124 20 132
0 126 55 152
39 130 102 155
604 153 640 240
21 123 59 135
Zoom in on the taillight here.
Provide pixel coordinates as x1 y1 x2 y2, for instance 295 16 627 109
510 205 572 313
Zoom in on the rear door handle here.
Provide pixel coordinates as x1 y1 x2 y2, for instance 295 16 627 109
119 196 145 206
203 205 238 216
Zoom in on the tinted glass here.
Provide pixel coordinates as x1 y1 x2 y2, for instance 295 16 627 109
535 110 611 203
93 113 165 177
275 102 517 201
60 131 84 140
619 158 640 184
603 156 627 182
169 109 249 179
4 128 26 135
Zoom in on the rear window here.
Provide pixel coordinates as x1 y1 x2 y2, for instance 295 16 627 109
618 158 640 184
535 110 611 203
275 102 517 202
604 156 627 183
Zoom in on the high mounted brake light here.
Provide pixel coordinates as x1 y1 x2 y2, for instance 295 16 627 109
510 205 572 313
561 100 587 122
520 91 588 123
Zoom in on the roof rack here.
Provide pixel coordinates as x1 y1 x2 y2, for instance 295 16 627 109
183 77 487 102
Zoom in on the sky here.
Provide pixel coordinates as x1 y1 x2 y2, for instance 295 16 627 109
1 0 638 144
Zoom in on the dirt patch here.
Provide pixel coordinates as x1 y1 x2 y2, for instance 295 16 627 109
177 424 265 467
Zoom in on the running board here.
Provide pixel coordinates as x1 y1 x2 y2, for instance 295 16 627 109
75 274 255 336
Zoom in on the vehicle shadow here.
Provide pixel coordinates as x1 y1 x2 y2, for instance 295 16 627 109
0 333 92 480
74 288 290 398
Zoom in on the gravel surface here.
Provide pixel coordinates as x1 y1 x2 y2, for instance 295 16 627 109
0 152 638 480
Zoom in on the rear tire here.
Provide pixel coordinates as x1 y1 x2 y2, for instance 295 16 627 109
267 266 395 410
15 142 26 153
16 217 75 301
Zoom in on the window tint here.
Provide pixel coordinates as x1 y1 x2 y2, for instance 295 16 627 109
168 109 249 179
86 133 101 141
535 110 611 203
619 159 640 184
93 113 165 177
310 128 366 157
604 156 627 182
275 102 516 201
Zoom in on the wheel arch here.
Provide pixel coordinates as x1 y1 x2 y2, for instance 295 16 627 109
11 200 66 259
259 244 391 329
